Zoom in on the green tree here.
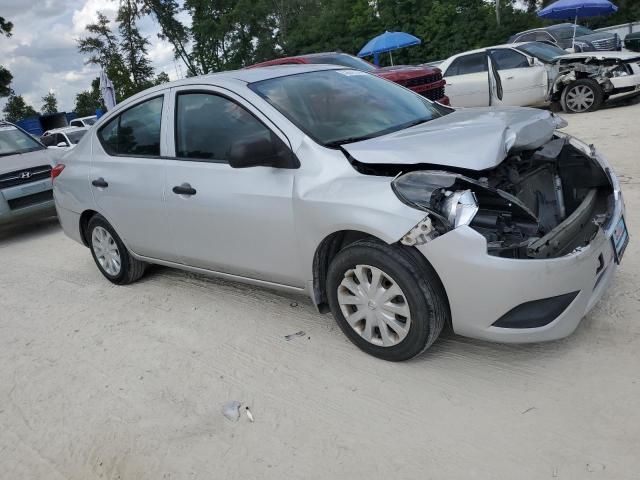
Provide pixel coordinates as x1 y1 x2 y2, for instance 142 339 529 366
2 94 38 123
0 16 13 97
118 0 156 96
77 12 130 101
41 92 58 114
74 78 102 117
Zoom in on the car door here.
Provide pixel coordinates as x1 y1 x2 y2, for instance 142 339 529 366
162 86 303 287
442 52 490 107
90 92 174 260
487 48 547 107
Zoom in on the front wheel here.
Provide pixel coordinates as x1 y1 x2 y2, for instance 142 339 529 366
326 239 449 361
561 79 604 113
87 214 146 285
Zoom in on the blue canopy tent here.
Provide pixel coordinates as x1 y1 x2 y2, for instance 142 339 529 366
358 31 421 66
538 0 618 50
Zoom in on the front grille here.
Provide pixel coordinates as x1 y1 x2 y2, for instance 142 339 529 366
421 86 446 101
401 72 442 88
591 37 616 50
0 165 52 189
7 189 53 210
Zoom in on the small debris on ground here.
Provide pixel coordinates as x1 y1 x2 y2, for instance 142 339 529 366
284 331 305 341
289 302 298 308
521 406 536 414
222 400 241 422
245 406 254 422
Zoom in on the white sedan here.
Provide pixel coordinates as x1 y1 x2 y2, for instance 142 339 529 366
41 127 88 149
439 41 640 113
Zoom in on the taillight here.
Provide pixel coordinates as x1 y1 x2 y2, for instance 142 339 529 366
51 164 65 181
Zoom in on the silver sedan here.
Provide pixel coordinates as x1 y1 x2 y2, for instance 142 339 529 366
53 65 627 361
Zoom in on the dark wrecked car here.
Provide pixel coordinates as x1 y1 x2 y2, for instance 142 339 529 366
53 65 627 361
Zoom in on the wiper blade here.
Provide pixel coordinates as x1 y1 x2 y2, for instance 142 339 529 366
324 135 377 148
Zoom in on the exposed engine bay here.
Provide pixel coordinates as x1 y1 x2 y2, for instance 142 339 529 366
390 136 615 259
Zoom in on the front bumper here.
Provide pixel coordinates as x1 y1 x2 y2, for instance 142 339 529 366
0 178 56 226
415 151 625 344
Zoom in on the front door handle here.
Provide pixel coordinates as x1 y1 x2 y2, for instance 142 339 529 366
91 177 108 188
172 183 197 196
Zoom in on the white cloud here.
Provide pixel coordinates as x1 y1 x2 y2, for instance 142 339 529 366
1 0 185 115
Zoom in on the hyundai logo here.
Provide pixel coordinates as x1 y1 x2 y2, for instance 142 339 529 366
19 171 32 179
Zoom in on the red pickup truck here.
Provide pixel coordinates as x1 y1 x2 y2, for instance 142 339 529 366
249 52 449 105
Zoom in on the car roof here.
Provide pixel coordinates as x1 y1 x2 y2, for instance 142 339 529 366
101 64 344 117
439 42 533 72
43 126 87 135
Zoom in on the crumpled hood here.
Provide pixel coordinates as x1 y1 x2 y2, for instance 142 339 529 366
0 148 58 174
342 107 564 171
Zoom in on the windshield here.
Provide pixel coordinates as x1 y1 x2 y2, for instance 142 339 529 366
66 130 87 144
305 54 378 72
250 70 444 147
517 42 567 63
0 125 44 156
83 117 96 125
556 25 593 39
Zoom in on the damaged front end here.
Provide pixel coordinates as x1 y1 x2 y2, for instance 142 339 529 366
393 135 616 259
551 53 640 99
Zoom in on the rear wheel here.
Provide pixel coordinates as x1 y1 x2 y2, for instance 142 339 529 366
326 239 449 361
87 214 146 285
561 79 604 113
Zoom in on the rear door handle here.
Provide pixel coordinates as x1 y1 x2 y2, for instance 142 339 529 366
91 177 108 188
172 183 197 196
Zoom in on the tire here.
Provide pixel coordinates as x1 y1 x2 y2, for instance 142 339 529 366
561 79 604 113
326 239 449 361
86 214 146 285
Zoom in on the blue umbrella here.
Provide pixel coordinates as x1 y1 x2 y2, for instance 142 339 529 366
538 0 618 50
538 0 618 19
358 31 421 66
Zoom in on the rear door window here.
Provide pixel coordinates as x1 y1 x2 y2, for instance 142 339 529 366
444 53 487 77
489 49 530 70
98 96 164 156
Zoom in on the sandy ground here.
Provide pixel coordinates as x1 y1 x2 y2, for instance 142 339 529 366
1 100 640 480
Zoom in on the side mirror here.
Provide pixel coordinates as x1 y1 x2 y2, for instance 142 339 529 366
228 134 299 169
528 57 536 67
56 141 68 148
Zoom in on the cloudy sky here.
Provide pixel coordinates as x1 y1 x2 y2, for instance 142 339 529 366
0 0 181 114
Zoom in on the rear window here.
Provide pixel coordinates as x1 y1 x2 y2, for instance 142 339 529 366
556 26 593 39
305 54 377 72
0 125 44 156
98 96 163 156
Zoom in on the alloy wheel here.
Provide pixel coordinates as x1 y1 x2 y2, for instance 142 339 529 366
91 226 122 276
566 85 595 113
337 264 411 347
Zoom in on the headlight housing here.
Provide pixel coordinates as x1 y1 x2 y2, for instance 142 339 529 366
392 171 537 232
609 65 631 77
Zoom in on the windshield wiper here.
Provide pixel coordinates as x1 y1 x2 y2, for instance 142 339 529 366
324 134 379 149
324 117 434 149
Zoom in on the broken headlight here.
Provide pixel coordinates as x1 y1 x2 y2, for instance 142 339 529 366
392 170 538 233
392 171 479 230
